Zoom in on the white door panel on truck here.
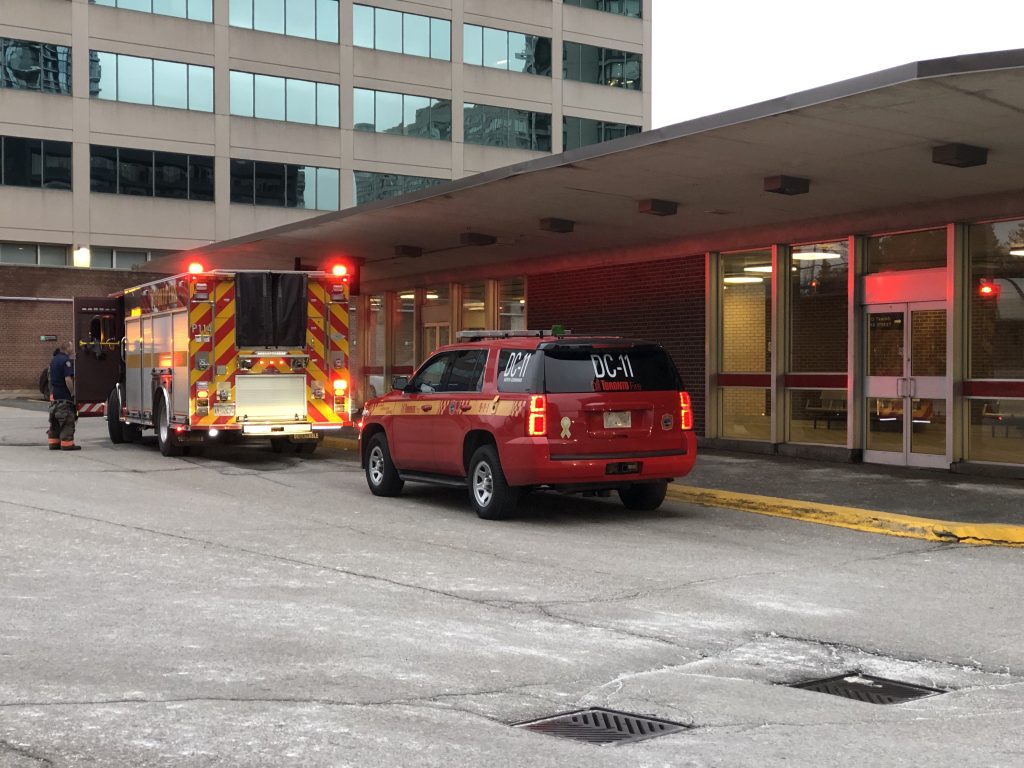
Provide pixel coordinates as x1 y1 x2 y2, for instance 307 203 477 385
172 311 188 417
142 317 154 416
125 317 142 415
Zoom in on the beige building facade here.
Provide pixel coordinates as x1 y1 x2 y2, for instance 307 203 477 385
0 0 651 269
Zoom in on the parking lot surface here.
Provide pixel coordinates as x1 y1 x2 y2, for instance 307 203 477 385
1 406 1022 767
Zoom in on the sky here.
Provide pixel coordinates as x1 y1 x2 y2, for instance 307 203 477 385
652 0 1024 128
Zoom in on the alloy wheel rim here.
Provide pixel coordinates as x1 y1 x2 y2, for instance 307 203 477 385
473 462 493 506
159 404 168 443
369 446 384 485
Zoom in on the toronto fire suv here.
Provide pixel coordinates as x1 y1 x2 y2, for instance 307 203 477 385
74 263 354 456
359 330 697 519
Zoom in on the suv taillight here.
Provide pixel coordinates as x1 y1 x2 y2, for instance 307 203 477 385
680 392 694 431
527 395 547 436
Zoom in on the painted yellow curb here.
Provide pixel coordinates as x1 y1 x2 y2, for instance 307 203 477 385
666 485 1024 548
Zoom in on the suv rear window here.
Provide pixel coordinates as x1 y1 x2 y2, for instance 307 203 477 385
542 345 682 393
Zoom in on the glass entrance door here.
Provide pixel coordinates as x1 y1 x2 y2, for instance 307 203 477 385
421 322 450 362
864 302 948 468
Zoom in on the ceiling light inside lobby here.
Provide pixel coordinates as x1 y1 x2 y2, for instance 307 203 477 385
1009 245 1024 257
724 276 764 284
744 265 773 273
792 250 841 260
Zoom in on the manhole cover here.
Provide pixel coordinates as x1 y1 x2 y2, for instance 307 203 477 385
513 707 688 745
790 673 945 705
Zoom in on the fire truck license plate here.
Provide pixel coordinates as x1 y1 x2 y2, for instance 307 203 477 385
603 411 631 429
214 404 236 416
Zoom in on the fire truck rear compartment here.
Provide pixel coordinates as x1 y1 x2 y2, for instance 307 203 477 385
235 374 310 433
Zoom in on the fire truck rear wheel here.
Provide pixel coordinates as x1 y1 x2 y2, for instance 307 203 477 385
155 395 184 457
366 433 403 497
106 389 126 444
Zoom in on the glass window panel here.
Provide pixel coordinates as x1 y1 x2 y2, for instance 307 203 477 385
392 292 416 370
375 91 402 134
188 0 214 22
866 229 946 273
428 98 451 141
498 277 525 331
253 0 285 33
721 387 772 440
153 59 188 109
286 165 313 209
316 0 338 42
90 247 114 269
115 250 149 269
788 389 847 445
89 145 118 193
316 167 338 211
789 241 849 372
188 65 213 112
188 155 214 201
91 0 116 6
229 0 254 27
463 24 482 65
3 137 43 187
117 55 153 105
153 0 187 17
285 0 316 38
353 87 375 131
286 78 316 124
430 18 450 61
529 35 552 76
230 158 255 203
119 0 151 11
508 32 529 73
403 94 430 137
909 398 946 456
229 71 254 116
968 219 1024 379
352 4 374 47
94 51 118 101
118 147 153 196
253 161 285 205
0 243 38 265
868 312 905 377
867 397 904 452
254 74 285 120
969 398 1024 464
563 116 581 151
562 41 582 82
42 140 73 190
315 82 339 127
911 309 946 377
533 112 551 151
38 245 67 266
721 249 772 373
375 8 402 53
402 13 429 57
460 282 487 331
483 27 508 69
154 151 188 199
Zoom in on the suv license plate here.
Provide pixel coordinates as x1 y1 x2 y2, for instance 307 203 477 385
603 411 631 429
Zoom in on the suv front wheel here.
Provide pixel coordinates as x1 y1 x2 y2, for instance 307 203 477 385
468 445 520 520
618 480 668 511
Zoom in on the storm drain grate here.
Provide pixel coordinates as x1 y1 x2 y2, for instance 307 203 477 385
790 673 945 705
513 707 688 745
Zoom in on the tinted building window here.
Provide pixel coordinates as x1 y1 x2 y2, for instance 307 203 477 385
353 170 444 204
231 158 339 210
563 116 641 150
564 0 642 17
230 70 339 127
563 41 642 90
90 51 214 111
0 37 72 95
353 89 452 140
1 136 73 189
352 4 451 60
89 0 213 22
463 25 551 75
0 242 68 266
229 0 339 42
89 145 214 200
464 103 551 152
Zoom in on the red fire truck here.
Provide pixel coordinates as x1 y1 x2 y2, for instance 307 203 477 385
74 264 354 456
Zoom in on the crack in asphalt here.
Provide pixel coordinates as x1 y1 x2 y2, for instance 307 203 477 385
0 738 54 766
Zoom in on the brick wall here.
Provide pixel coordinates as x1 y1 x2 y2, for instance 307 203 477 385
527 254 707 434
0 267 165 391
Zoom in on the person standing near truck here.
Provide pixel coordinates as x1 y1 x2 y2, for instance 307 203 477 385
47 341 80 451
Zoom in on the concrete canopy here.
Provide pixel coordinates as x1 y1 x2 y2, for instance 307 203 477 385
155 48 1024 291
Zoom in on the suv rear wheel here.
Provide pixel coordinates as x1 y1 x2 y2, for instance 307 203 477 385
366 433 404 496
469 445 520 520
618 480 668 511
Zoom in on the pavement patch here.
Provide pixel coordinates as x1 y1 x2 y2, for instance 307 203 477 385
667 485 1024 547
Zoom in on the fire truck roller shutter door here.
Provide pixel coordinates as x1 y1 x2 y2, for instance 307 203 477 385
275 273 308 348
235 273 274 347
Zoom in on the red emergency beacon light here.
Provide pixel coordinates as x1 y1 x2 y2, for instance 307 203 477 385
979 281 1000 298
188 261 205 274
331 263 349 279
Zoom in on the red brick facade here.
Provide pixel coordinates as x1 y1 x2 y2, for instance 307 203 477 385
0 267 165 391
527 254 707 434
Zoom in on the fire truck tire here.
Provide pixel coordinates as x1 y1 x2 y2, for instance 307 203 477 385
269 438 292 453
106 390 126 444
293 439 319 455
365 433 403 497
617 480 668 511
155 395 184 457
468 445 520 520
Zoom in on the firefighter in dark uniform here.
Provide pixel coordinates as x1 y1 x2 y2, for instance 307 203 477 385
47 341 81 451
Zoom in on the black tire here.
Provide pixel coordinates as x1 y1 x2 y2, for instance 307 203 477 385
365 433 403 497
106 389 125 444
270 438 291 454
468 445 519 520
294 439 319 455
155 395 183 457
618 481 668 511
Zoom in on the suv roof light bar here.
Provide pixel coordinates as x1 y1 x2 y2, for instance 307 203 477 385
456 329 572 342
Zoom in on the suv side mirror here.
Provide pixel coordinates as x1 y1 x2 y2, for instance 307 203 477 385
391 375 409 391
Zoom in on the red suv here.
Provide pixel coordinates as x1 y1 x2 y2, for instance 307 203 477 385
359 331 697 519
